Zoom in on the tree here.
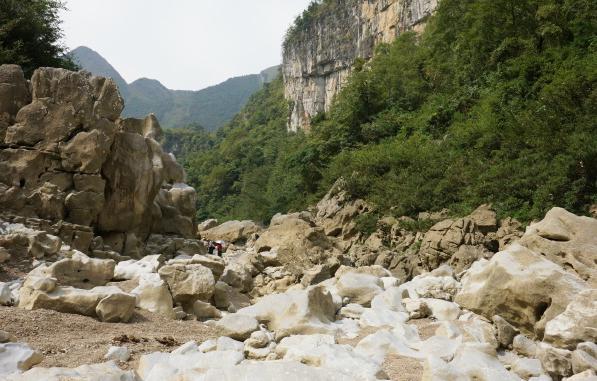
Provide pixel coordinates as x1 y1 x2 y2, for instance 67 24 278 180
0 0 77 76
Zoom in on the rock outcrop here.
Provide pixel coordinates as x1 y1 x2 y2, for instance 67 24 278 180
283 0 438 131
0 64 196 258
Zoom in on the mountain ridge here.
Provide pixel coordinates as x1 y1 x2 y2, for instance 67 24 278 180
70 46 279 130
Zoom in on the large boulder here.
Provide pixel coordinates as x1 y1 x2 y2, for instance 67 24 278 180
422 343 520 381
6 362 136 381
467 204 498 234
255 214 339 275
43 251 115 288
200 220 261 244
455 243 588 337
131 273 175 318
519 207 597 286
58 119 116 175
137 350 244 380
0 65 31 140
398 265 460 301
220 262 253 292
238 285 337 338
336 272 383 306
152 184 197 238
276 334 382 380
0 150 62 218
19 275 135 322
114 255 161 280
158 263 215 309
95 292 136 323
6 68 121 152
0 343 42 377
214 314 259 341
314 178 371 248
197 219 218 233
97 125 164 239
543 289 597 349
417 217 486 272
0 222 61 259
213 281 251 312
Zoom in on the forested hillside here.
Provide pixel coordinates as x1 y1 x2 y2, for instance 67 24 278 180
181 0 597 224
71 46 278 130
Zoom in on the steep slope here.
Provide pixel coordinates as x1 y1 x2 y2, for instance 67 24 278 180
181 0 597 223
70 46 279 130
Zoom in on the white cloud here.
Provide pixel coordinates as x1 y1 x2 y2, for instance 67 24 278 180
60 0 312 90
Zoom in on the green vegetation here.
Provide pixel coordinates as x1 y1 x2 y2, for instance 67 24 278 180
0 0 77 76
177 76 307 223
182 0 597 223
124 74 267 131
162 124 215 163
71 46 278 130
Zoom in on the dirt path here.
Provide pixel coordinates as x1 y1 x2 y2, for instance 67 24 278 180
0 306 219 370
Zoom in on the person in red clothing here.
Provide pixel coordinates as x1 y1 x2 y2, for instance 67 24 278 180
214 241 223 257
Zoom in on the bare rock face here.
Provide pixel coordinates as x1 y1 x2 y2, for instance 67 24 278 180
0 343 42 377
238 285 337 338
283 0 438 131
158 263 215 310
152 184 197 238
385 205 503 280
19 276 135 323
455 242 588 338
417 217 486 272
519 207 597 286
314 178 371 250
0 65 197 256
200 220 261 245
255 214 339 275
43 251 116 288
0 65 31 141
543 289 597 349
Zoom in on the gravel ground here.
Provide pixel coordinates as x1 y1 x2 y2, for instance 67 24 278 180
0 306 219 370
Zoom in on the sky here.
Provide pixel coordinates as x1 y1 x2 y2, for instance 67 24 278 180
60 0 312 90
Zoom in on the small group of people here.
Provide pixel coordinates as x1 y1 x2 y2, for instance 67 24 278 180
206 240 224 257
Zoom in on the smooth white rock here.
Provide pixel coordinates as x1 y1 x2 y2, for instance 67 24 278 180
104 346 130 362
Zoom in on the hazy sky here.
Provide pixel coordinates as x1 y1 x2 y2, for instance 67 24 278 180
60 0 312 90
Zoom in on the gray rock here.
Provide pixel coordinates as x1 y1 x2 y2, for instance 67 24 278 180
104 345 130 362
215 314 259 341
571 343 597 374
537 342 573 379
492 315 519 348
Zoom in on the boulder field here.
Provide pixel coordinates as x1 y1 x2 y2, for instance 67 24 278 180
0 65 595 380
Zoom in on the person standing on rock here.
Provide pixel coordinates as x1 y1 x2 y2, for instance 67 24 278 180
214 241 223 257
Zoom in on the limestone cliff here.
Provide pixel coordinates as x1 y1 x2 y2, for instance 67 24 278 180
283 0 438 131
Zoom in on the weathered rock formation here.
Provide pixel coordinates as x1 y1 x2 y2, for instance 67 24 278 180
0 65 196 256
283 0 438 131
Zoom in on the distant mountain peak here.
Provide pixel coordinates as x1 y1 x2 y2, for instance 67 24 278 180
70 46 280 130
70 46 129 97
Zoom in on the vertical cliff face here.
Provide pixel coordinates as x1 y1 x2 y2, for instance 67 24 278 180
282 0 438 132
